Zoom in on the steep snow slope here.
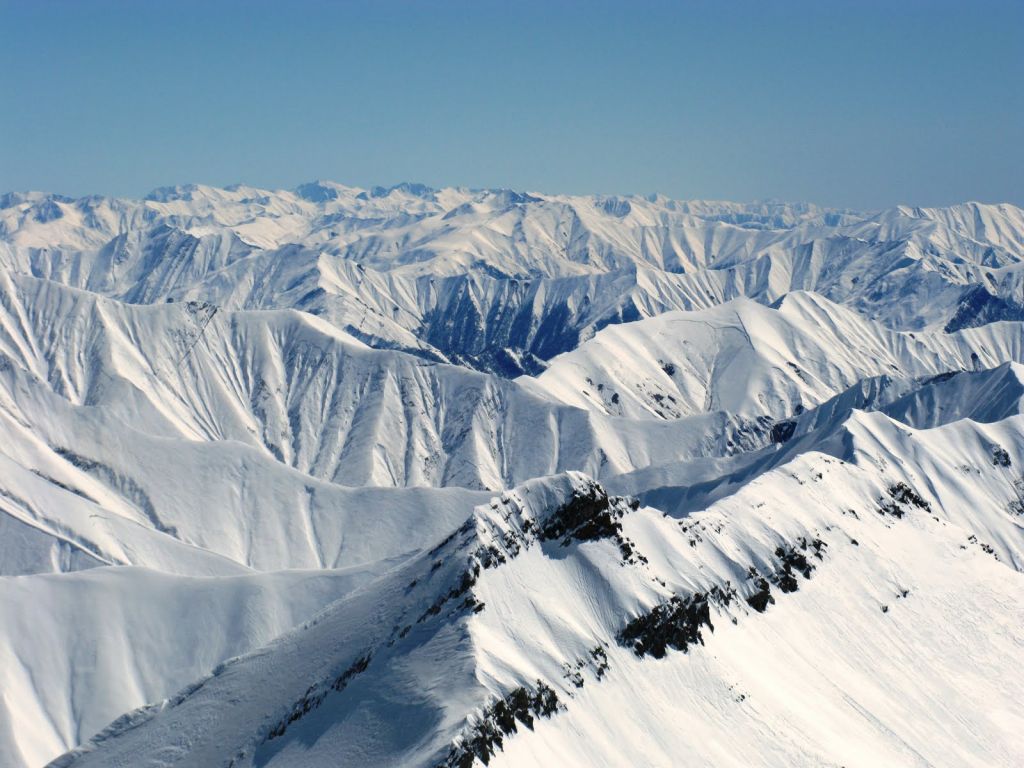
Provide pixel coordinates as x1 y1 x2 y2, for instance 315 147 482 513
610 367 1024 570
608 364 1024 512
4 186 1024 374
0 566 385 768
0 269 780 502
0 268 789 591
0 423 486 576
50 419 1024 767
524 292 1023 420
0 284 493 572
3 268 1022 575
783 362 1024 438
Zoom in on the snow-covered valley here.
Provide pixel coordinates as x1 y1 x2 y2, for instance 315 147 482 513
0 184 1022 767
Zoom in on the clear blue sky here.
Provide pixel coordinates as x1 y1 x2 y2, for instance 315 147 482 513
1 0 1021 209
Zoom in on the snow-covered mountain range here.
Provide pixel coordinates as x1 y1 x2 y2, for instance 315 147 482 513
0 183 1021 768
4 185 1023 375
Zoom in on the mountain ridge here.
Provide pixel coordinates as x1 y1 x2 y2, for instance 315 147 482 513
4 185 1023 376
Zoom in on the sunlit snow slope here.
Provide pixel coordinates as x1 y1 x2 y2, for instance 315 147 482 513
51 436 1024 767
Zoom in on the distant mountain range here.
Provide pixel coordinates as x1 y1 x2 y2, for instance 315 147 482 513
4 185 1023 375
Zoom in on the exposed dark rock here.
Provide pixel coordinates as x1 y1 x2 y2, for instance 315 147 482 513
438 682 561 768
589 646 609 679
745 575 774 613
992 446 1012 467
881 482 931 517
615 534 649 566
1008 477 1024 516
924 370 960 386
747 536 827 610
618 593 714 659
770 542 820 593
428 519 475 557
536 485 620 545
535 485 645 565
771 419 797 444
418 565 480 623
266 652 373 741
562 660 585 689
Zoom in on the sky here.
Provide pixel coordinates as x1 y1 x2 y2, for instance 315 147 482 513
1 0 1021 209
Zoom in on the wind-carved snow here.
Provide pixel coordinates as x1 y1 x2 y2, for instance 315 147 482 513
1 184 1023 768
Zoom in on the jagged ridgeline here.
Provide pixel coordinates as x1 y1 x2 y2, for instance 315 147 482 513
39 450 1024 767
3 187 1024 375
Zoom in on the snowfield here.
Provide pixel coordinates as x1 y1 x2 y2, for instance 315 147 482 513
0 183 1022 768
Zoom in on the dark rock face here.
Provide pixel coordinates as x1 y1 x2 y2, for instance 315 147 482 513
740 535 827 611
1008 477 1024 516
745 576 775 613
418 566 481 623
438 682 561 768
536 484 619 545
536 484 646 565
771 539 825 593
589 646 609 679
618 593 716 659
880 482 932 518
771 419 797 444
992 446 1012 467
